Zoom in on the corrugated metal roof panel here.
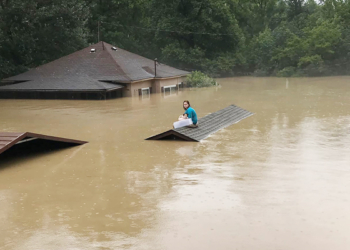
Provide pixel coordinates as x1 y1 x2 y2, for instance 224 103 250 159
146 105 253 142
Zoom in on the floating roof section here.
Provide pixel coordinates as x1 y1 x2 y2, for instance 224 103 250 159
0 41 189 92
146 105 253 142
0 132 87 155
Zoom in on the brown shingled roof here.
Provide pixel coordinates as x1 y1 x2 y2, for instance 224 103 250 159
0 41 189 91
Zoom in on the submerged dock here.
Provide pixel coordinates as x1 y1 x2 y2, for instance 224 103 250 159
0 132 87 155
146 105 253 142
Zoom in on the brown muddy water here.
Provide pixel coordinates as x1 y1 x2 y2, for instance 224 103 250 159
0 77 350 250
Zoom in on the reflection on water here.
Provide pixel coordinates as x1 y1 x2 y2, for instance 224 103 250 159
0 77 350 250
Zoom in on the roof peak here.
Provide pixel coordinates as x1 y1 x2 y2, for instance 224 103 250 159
3 41 189 84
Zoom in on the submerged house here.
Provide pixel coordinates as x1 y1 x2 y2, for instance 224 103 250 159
0 42 189 100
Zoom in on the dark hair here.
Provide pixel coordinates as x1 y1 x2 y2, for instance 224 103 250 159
183 100 190 110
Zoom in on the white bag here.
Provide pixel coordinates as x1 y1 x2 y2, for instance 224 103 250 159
173 118 193 129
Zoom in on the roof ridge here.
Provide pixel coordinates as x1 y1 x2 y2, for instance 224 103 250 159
103 42 132 81
33 42 103 71
3 41 189 85
103 42 186 72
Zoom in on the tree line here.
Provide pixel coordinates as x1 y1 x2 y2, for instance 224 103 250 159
1 0 350 79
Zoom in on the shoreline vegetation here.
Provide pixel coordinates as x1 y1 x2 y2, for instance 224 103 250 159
1 0 350 80
186 71 217 88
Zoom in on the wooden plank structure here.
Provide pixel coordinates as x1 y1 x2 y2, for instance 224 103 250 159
146 105 253 142
0 132 87 155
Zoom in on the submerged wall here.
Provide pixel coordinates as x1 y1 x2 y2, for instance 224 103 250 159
123 76 186 97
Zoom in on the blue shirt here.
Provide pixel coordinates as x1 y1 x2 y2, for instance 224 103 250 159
184 107 198 124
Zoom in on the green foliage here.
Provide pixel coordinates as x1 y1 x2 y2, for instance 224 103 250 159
186 71 216 87
1 0 350 79
0 0 89 79
276 66 298 77
149 0 244 76
250 28 276 75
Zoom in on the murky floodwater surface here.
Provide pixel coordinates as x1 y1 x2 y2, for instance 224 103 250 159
0 77 350 250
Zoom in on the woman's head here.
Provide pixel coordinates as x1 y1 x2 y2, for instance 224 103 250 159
183 100 190 110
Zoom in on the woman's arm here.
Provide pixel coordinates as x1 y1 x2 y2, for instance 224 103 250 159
178 114 188 121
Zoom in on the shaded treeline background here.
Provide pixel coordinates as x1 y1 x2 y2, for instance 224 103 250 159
1 0 350 79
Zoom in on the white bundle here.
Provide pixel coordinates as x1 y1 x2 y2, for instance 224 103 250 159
173 118 193 129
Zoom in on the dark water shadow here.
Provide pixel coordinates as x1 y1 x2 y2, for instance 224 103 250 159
0 139 81 170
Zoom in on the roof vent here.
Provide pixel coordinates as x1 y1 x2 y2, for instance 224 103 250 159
111 47 117 51
90 48 96 53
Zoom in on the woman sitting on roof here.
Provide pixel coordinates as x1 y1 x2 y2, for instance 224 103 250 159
178 100 198 128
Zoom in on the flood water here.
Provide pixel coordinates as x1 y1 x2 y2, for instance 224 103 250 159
0 77 350 250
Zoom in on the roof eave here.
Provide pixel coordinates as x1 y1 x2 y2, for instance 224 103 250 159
0 88 122 93
130 74 189 84
154 74 190 80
